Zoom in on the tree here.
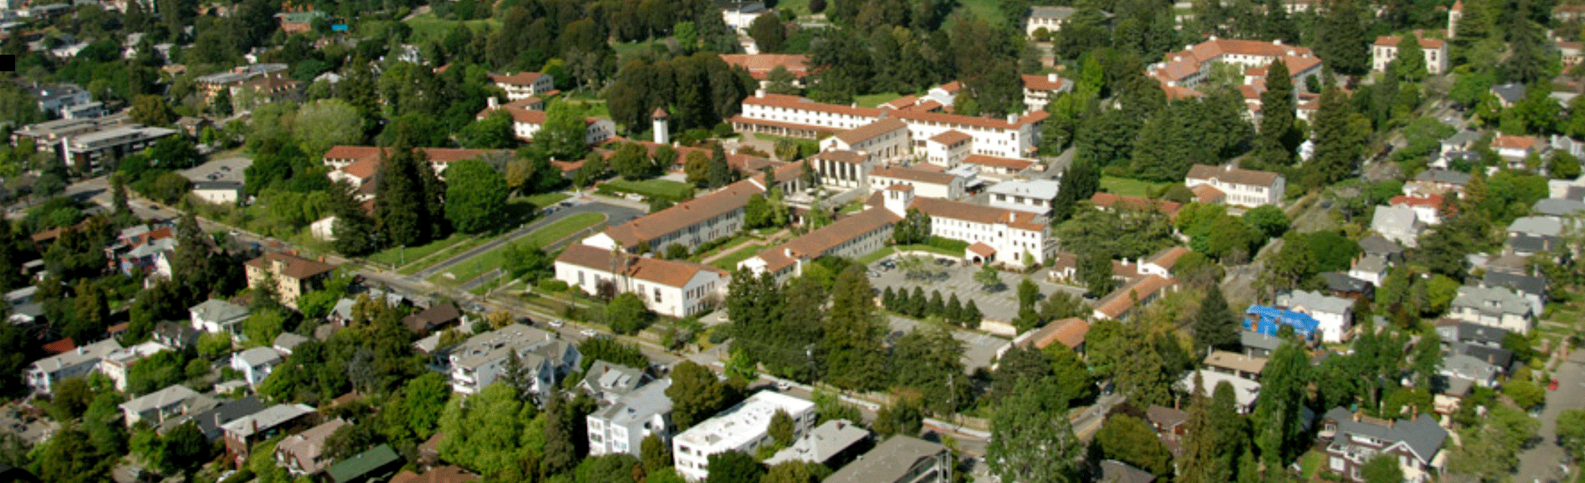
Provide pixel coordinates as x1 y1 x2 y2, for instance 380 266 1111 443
605 292 654 335
242 309 285 346
821 266 887 391
1307 86 1367 188
1076 249 1117 297
1095 414 1173 476
32 426 110 483
1251 59 1298 168
1315 0 1369 75
1549 151 1582 180
1393 36 1427 81
442 159 509 234
667 361 738 430
705 451 764 483
987 378 1080 483
293 99 363 156
1254 340 1310 466
542 102 591 160
374 140 446 247
462 109 516 149
1504 379 1546 410
748 14 786 53
1193 285 1240 353
1558 409 1585 462
762 461 824 483
437 383 537 476
974 263 1004 291
707 144 734 189
1244 205 1289 239
893 208 931 245
684 151 711 186
130 95 175 126
1360 452 1404 483
768 410 795 446
642 434 672 474
1177 376 1231 483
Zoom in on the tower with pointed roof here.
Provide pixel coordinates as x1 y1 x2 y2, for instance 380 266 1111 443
652 107 669 145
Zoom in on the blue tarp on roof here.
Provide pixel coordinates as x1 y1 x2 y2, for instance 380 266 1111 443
1244 305 1319 340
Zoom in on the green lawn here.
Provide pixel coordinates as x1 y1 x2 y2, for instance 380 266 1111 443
857 244 961 265
613 40 667 61
602 178 695 201
692 235 756 261
779 0 812 15
430 213 605 285
1100 176 1173 198
1299 451 1324 480
855 92 905 108
710 246 764 271
403 14 497 45
368 232 474 269
521 192 571 210
954 0 1008 26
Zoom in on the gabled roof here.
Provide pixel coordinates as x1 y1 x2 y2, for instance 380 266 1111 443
1373 35 1446 49
1021 74 1067 91
1186 164 1282 187
869 166 957 185
557 244 728 288
1323 272 1373 293
1204 350 1268 375
1144 246 1192 271
235 347 283 367
1508 216 1563 237
1093 275 1177 319
190 299 251 323
889 108 1047 130
719 54 811 79
1017 317 1089 350
824 436 949 483
1533 198 1585 217
120 385 201 414
832 118 908 146
390 466 480 483
1028 5 1077 19
277 419 349 476
488 71 545 86
1492 134 1539 150
909 197 1047 231
325 444 400 483
246 251 337 280
928 130 972 145
403 303 462 333
962 155 1036 170
1358 235 1405 256
1100 460 1158 483
223 404 315 438
1322 407 1448 464
1483 271 1547 297
601 179 764 247
753 208 903 273
1089 193 1183 218
1240 331 1284 352
743 93 883 118
1412 169 1471 185
1451 285 1531 317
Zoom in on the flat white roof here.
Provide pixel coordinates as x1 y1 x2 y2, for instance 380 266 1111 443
674 391 814 454
986 179 1060 199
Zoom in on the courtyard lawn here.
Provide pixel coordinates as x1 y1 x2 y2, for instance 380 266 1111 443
954 0 1008 26
692 235 756 261
521 192 572 211
614 40 667 61
857 244 962 265
368 233 474 269
710 246 765 271
1100 176 1173 198
430 213 605 285
855 92 905 108
602 178 696 201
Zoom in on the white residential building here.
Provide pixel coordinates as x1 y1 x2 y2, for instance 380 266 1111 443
986 179 1060 214
190 299 251 340
1449 285 1535 335
1492 135 1543 166
477 104 616 145
1370 205 1424 248
554 244 731 318
808 150 875 190
867 166 966 200
891 109 1046 160
1147 38 1324 102
731 91 884 139
673 391 816 482
26 339 124 394
924 130 973 167
62 125 179 174
721 1 767 34
1275 289 1355 343
819 118 911 166
99 341 171 392
31 84 93 117
739 206 901 281
1023 6 1078 37
1021 73 1073 112
489 72 555 101
882 187 1055 268
119 385 204 428
584 179 763 256
1184 164 1285 208
1371 35 1450 75
587 379 673 458
231 347 284 387
443 324 581 395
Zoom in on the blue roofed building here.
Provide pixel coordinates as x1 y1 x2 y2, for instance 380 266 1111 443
1244 305 1320 340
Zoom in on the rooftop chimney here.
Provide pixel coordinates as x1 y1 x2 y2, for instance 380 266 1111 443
487 97 498 110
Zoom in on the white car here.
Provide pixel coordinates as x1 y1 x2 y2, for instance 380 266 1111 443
549 319 564 328
580 329 598 337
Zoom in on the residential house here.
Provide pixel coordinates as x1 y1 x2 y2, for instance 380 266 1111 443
1240 331 1284 358
99 341 170 392
1389 194 1446 225
152 321 202 350
1092 275 1179 321
583 179 763 255
823 436 951 483
1204 351 1268 381
1491 83 1526 108
1024 6 1078 37
578 361 652 404
1275 290 1355 343
1434 319 1509 349
244 251 338 310
26 338 122 394
764 419 871 467
1021 73 1073 111
1532 198 1585 219
1506 216 1563 257
672 391 815 482
1323 272 1375 300
1138 246 1192 278
1347 254 1390 287
190 299 251 339
1244 305 1321 341
867 166 966 200
586 379 673 458
1181 370 1261 413
1449 285 1534 334
820 118 911 166
275 333 308 355
119 385 204 428
1371 34 1449 74
1404 169 1471 197
276 419 349 477
441 324 580 395
402 303 462 336
325 444 402 483
1100 460 1159 483
488 72 555 101
880 187 1056 268
1184 164 1285 208
986 179 1060 214
224 404 318 467
1480 271 1547 316
1146 405 1190 447
1089 193 1185 220
159 396 265 440
719 54 811 87
1318 408 1448 483
231 347 283 387
389 466 480 483
1492 135 1544 167
1432 376 1474 415
275 10 327 34
738 206 900 281
1359 234 1407 263
1440 353 1501 388
555 245 731 318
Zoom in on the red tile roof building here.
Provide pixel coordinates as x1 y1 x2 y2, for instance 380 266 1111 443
554 244 730 318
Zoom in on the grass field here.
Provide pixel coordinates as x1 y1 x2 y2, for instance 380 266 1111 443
855 92 905 108
955 0 1008 26
403 14 497 44
710 246 764 271
431 213 605 285
1100 176 1173 198
603 178 695 201
522 192 572 210
613 40 667 61
692 235 755 261
369 233 475 269
857 244 961 264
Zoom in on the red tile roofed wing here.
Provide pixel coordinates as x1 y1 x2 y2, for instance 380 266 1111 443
889 107 1048 130
489 72 544 86
905 100 944 112
1374 35 1447 49
43 338 75 354
718 54 811 79
1021 74 1066 91
505 108 549 125
742 93 883 118
881 95 920 110
938 81 963 93
1160 84 1205 100
557 244 727 287
1492 135 1538 150
1089 193 1184 218
870 166 957 185
246 251 338 280
601 179 765 247
962 155 1036 170
1146 246 1192 271
833 118 908 145
1020 317 1090 350
1190 184 1226 203
813 150 865 164
323 145 383 163
1389 194 1446 208
968 242 996 257
758 208 902 272
1185 164 1281 186
1093 275 1177 319
929 130 972 145
909 197 1046 231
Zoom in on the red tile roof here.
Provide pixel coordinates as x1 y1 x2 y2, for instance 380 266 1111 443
719 54 811 79
909 197 1046 231
489 72 545 86
1389 194 1446 208
601 179 765 247
1088 193 1184 218
1373 35 1447 49
929 130 972 145
1093 274 1177 319
889 109 1047 130
557 244 728 287
832 118 907 145
1492 135 1538 150
869 166 958 185
968 242 996 257
962 155 1036 170
743 93 883 118
1190 184 1226 203
1021 74 1067 91
1186 164 1281 187
1018 317 1089 350
43 338 75 354
756 208 902 272
246 251 337 280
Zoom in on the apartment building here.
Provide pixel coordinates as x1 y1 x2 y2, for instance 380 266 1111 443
584 179 763 255
1021 73 1072 112
244 251 337 311
1371 34 1450 75
1449 285 1534 335
489 72 555 101
587 379 673 458
820 118 911 166
867 166 966 200
1184 164 1286 208
1318 408 1448 483
731 91 884 139
986 179 1059 214
195 63 289 102
1147 38 1323 103
26 338 124 394
740 206 901 281
673 391 816 481
63 125 179 174
880 187 1055 268
554 244 730 318
891 109 1046 159
442 324 580 395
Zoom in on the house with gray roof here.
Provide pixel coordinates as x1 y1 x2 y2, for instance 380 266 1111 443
1323 272 1375 300
231 347 284 387
1100 460 1158 483
765 419 871 467
1405 169 1471 197
1491 82 1527 107
1240 331 1284 359
1371 205 1423 248
1275 289 1355 343
1481 271 1547 315
1318 408 1448 483
1357 235 1405 262
1452 342 1513 372
825 436 951 483
26 338 123 394
1533 198 1585 218
224 404 317 467
159 395 265 440
1440 353 1501 388
1434 319 1509 348
577 360 650 404
1449 285 1534 334
587 378 672 458
1507 216 1564 256
1347 254 1390 287
1439 129 1483 153
119 384 206 428
190 299 250 339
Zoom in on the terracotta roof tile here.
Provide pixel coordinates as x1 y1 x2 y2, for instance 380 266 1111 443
1190 184 1226 203
909 197 1046 231
1186 164 1281 187
1019 317 1089 350
962 155 1035 170
602 179 764 247
890 109 1047 130
246 251 337 280
557 244 727 287
1094 275 1177 319
1021 74 1067 91
869 166 957 185
743 93 882 118
756 208 902 272
489 72 545 86
929 130 972 145
1492 135 1538 150
719 54 811 79
833 118 908 145
1089 193 1183 218
968 242 996 257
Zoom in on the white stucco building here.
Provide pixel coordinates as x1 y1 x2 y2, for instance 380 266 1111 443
867 166 966 200
1275 289 1355 343
1371 35 1450 75
444 324 581 395
673 391 816 482
554 244 731 319
1184 164 1286 208
489 72 555 101
587 379 672 458
819 118 911 166
881 186 1055 268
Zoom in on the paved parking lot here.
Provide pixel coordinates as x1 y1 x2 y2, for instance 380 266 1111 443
179 156 252 184
866 256 1085 324
886 315 1009 372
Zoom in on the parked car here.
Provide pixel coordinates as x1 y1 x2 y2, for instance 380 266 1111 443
549 319 565 328
580 329 598 337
